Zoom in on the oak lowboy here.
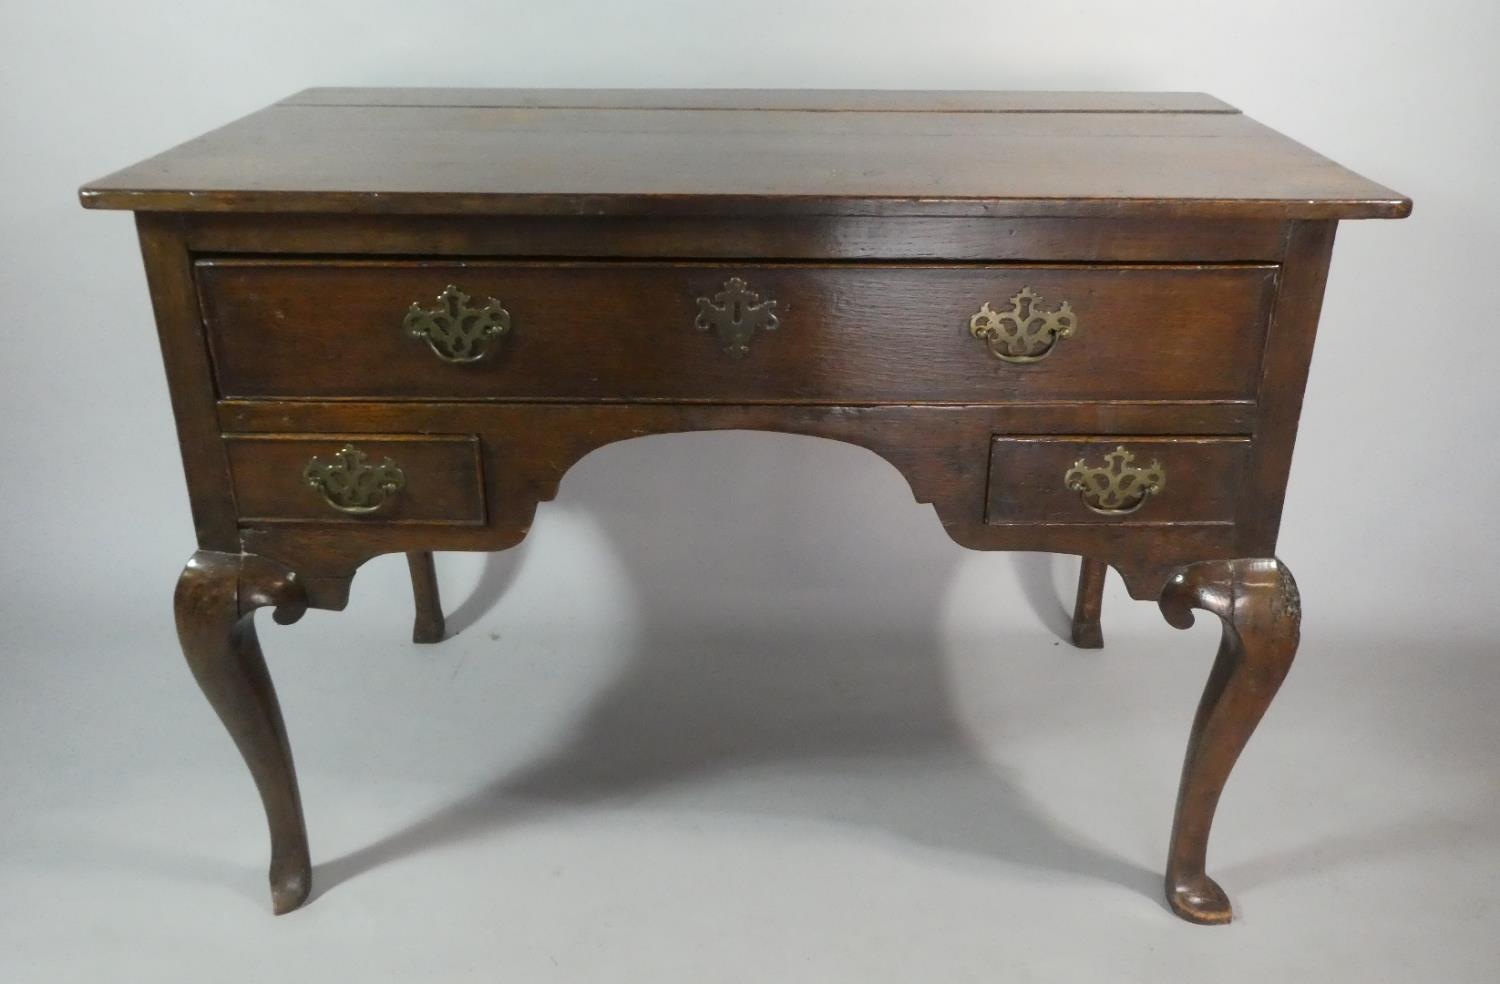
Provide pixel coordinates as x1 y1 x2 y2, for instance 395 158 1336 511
82 88 1408 924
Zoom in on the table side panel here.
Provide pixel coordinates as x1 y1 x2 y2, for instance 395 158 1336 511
136 213 240 549
1235 220 1338 555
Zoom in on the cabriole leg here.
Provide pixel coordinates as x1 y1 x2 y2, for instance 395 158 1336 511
174 550 312 914
1071 557 1107 648
1158 557 1301 924
405 551 446 644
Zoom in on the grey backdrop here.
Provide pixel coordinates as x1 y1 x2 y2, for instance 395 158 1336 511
3 2 1496 981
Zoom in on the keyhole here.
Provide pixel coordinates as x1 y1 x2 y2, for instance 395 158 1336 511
731 300 742 322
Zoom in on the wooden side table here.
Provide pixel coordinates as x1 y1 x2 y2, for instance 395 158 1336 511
81 88 1408 922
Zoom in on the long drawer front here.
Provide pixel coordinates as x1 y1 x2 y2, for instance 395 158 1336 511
197 260 1277 403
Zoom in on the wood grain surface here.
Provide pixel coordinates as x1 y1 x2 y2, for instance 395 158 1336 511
197 260 1276 403
80 89 1409 219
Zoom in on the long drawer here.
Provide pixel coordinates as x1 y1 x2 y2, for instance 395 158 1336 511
197 260 1277 403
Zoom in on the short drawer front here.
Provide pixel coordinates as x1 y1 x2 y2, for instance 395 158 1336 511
198 260 1276 403
986 437 1249 525
225 434 485 524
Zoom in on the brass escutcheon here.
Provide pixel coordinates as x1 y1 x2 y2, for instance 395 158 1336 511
404 284 512 363
969 287 1076 363
694 277 779 358
303 445 406 515
1064 446 1166 516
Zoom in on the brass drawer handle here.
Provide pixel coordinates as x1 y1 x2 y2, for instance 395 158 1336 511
969 287 1075 363
404 284 512 363
695 277 779 358
1064 446 1165 516
303 445 406 515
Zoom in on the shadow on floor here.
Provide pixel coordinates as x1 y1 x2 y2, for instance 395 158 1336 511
1012 551 1078 644
313 432 1159 908
442 545 531 638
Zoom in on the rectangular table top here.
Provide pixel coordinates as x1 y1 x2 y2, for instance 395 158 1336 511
80 88 1408 220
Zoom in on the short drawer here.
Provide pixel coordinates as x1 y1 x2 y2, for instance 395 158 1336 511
986 437 1250 525
197 260 1276 403
225 434 485 524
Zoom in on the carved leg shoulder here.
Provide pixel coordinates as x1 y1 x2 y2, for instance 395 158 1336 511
1158 557 1300 924
174 550 312 914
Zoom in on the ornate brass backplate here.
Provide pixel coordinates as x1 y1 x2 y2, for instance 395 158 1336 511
303 445 406 515
694 277 779 358
1064 446 1166 515
969 287 1076 363
404 284 512 363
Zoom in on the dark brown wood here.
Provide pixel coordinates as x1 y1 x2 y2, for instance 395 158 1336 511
181 214 1292 263
1158 558 1301 924
986 437 1250 525
224 434 485 525
220 398 1259 438
406 551 445 644
197 260 1277 404
80 90 1409 220
174 550 311 914
85 88 1407 922
1235 221 1339 551
211 401 1245 607
136 214 239 549
1071 558 1108 648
